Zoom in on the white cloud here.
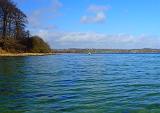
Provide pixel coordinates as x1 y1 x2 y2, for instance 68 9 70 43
28 0 62 29
34 30 160 49
81 5 110 24
88 4 109 13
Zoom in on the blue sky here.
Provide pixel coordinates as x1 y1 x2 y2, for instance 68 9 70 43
13 0 160 49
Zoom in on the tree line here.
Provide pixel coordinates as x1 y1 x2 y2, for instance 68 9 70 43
0 0 51 53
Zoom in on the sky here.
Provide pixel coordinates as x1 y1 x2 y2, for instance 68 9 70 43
13 0 160 49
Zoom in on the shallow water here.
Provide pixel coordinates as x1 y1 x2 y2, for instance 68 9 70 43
1 54 160 113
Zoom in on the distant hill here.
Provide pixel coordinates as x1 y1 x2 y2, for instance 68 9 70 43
54 48 160 53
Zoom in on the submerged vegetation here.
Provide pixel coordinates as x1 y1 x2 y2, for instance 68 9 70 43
0 0 51 53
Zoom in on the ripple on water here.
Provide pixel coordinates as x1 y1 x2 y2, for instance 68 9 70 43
1 54 160 113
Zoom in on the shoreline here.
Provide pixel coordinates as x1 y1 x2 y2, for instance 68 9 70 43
0 53 55 57
1 52 160 57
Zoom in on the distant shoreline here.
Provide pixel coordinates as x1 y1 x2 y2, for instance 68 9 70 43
0 53 55 57
54 48 160 54
2 48 160 57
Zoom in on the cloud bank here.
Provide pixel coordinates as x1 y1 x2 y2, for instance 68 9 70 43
35 30 160 49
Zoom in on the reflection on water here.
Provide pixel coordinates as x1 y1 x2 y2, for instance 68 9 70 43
0 57 25 76
1 54 160 113
0 57 28 112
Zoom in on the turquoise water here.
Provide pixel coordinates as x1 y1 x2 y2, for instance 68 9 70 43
1 54 160 113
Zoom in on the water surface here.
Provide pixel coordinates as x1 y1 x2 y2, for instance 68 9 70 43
1 54 160 113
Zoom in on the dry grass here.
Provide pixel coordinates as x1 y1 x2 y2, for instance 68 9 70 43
0 53 55 57
0 48 54 56
0 48 9 54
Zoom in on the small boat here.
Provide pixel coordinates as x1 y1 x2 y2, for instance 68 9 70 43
88 52 91 55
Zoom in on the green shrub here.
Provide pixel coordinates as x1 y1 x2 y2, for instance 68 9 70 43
28 36 51 53
0 36 52 53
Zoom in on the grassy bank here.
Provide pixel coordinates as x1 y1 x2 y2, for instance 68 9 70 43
0 48 54 57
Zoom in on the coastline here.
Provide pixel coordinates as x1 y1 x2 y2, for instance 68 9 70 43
0 53 55 57
54 48 160 54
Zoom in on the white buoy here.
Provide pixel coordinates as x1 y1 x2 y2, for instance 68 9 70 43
88 52 91 55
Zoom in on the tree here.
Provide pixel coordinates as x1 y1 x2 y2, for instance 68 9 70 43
28 36 51 53
0 0 27 39
13 7 27 39
0 0 51 53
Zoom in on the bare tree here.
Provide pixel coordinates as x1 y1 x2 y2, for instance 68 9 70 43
0 0 28 39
